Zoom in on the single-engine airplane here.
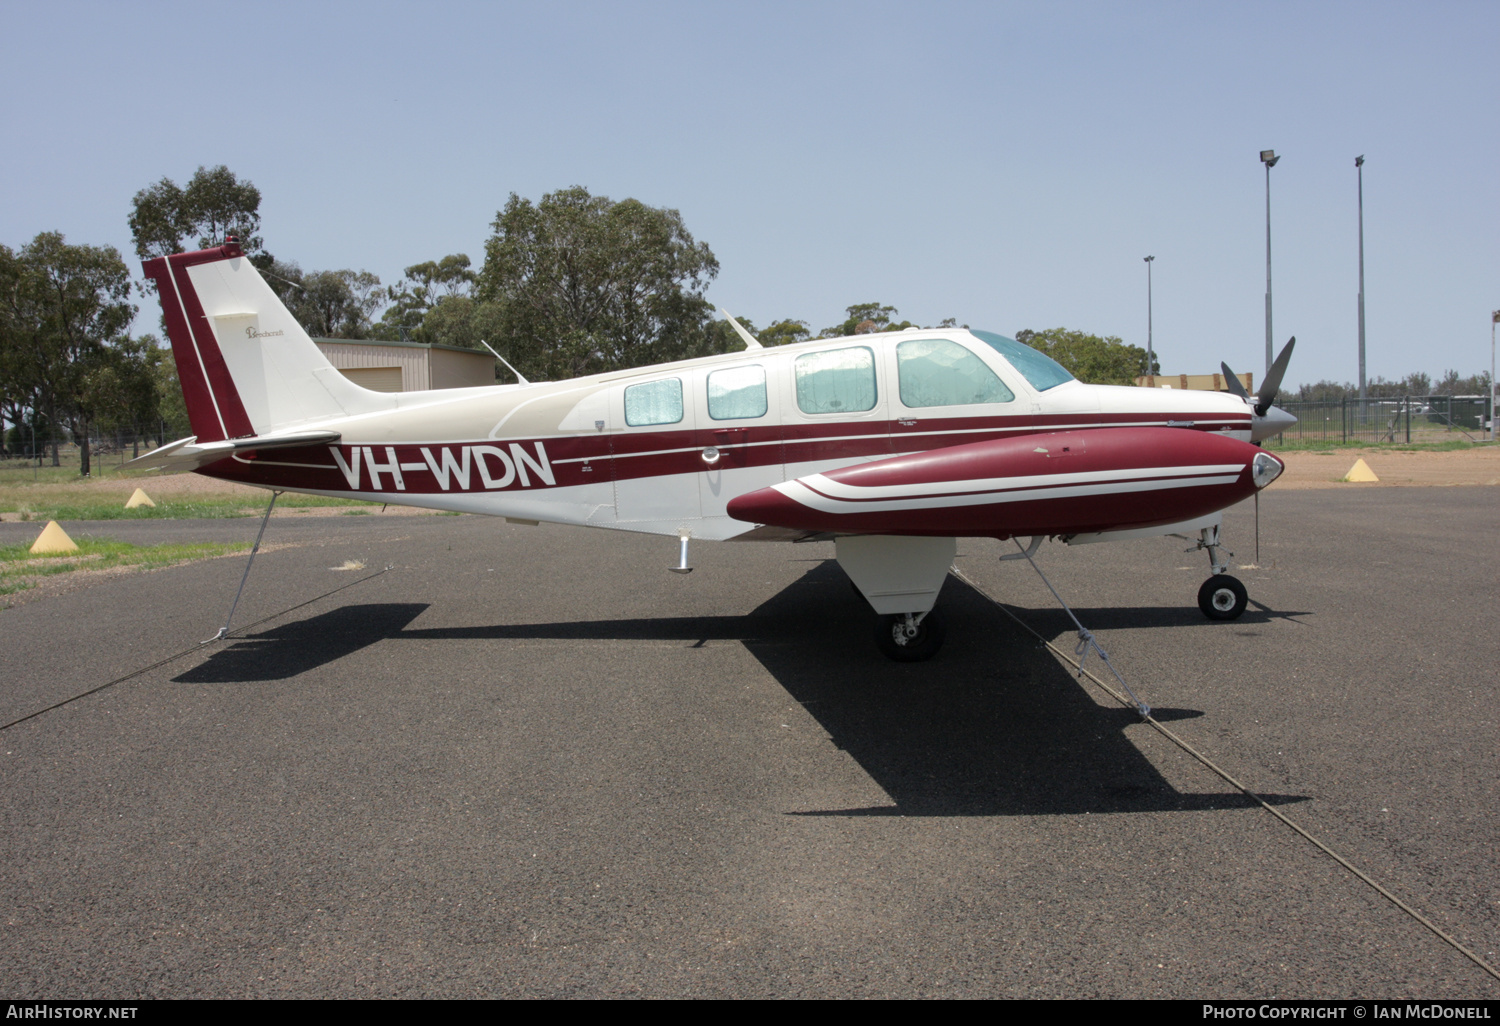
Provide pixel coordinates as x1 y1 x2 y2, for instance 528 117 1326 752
132 239 1296 660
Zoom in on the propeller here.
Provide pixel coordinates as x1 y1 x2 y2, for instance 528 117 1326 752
1221 336 1296 416
1220 362 1251 401
1256 336 1296 416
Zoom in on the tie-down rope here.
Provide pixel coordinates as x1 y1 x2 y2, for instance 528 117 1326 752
949 561 1500 985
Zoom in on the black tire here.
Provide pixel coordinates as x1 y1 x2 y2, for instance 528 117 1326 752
874 610 946 662
1198 574 1248 620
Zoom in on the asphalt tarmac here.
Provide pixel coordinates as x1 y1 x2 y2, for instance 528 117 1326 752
1 488 1496 999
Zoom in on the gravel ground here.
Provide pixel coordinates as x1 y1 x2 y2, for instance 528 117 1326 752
1274 446 1500 488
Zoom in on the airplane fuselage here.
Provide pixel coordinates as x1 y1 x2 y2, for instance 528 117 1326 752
198 329 1262 542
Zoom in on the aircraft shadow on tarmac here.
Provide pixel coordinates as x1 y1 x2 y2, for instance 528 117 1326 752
173 603 430 683
175 563 1306 818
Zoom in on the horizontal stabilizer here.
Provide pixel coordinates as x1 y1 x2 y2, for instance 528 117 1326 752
125 429 342 473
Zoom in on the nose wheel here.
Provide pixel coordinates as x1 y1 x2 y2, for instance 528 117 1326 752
874 610 946 662
1198 574 1248 620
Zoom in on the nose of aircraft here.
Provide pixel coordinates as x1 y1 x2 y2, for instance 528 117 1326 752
1251 404 1297 443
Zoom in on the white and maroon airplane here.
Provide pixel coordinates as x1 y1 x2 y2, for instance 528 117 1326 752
133 240 1296 660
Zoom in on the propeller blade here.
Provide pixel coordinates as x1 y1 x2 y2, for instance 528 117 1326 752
1256 336 1296 416
1221 362 1251 401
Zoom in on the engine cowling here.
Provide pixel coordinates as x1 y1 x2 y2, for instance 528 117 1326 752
726 427 1282 538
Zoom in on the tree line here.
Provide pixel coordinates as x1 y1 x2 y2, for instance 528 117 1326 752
9 163 1475 473
1285 371 1492 403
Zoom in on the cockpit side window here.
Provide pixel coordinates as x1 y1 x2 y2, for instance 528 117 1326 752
795 346 877 414
624 377 684 426
897 338 1015 407
969 330 1075 392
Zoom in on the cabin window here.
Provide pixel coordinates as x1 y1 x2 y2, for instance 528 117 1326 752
624 378 684 426
708 366 768 420
795 346 877 415
969 330 1075 392
897 338 1014 407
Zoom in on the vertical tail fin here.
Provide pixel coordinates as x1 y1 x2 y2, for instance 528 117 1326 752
143 241 392 442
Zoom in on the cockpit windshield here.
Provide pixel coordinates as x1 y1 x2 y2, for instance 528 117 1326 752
969 330 1076 392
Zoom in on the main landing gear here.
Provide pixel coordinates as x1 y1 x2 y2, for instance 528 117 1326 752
833 535 957 663
826 523 1253 662
874 610 947 662
1190 524 1248 620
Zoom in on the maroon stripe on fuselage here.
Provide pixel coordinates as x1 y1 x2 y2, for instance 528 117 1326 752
199 412 1255 496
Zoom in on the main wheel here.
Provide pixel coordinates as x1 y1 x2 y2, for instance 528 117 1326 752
874 610 946 662
1197 575 1248 620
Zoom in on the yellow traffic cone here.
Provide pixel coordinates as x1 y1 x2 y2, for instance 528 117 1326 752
124 488 156 508
1343 458 1379 482
30 521 79 554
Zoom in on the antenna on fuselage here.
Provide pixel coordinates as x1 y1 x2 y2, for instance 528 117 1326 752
479 339 530 386
719 309 763 350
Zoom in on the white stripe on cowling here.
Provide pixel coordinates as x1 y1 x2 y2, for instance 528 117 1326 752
774 473 1241 515
792 463 1244 502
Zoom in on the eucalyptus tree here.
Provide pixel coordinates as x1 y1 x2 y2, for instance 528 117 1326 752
1015 327 1156 386
0 233 136 471
255 260 386 340
375 254 482 343
128 164 264 261
478 186 726 380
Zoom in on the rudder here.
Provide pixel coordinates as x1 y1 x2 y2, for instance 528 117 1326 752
143 240 392 442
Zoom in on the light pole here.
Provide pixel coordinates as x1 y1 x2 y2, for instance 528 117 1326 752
1144 255 1155 384
1491 310 1498 442
1356 156 1367 400
1260 149 1280 378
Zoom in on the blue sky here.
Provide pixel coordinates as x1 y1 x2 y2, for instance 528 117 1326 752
3 0 1495 389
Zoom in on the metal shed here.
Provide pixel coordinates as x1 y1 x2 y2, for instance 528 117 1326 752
312 338 497 392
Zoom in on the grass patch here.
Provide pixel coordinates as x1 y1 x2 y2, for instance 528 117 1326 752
277 494 374 508
39 501 264 520
0 538 247 604
0 483 378 520
0 462 144 485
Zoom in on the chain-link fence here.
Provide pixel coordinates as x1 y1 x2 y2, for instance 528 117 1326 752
0 425 179 478
1264 395 1495 447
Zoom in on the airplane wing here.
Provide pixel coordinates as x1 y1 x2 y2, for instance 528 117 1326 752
125 430 343 473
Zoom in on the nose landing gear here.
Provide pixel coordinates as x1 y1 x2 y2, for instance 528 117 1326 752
1191 524 1248 620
